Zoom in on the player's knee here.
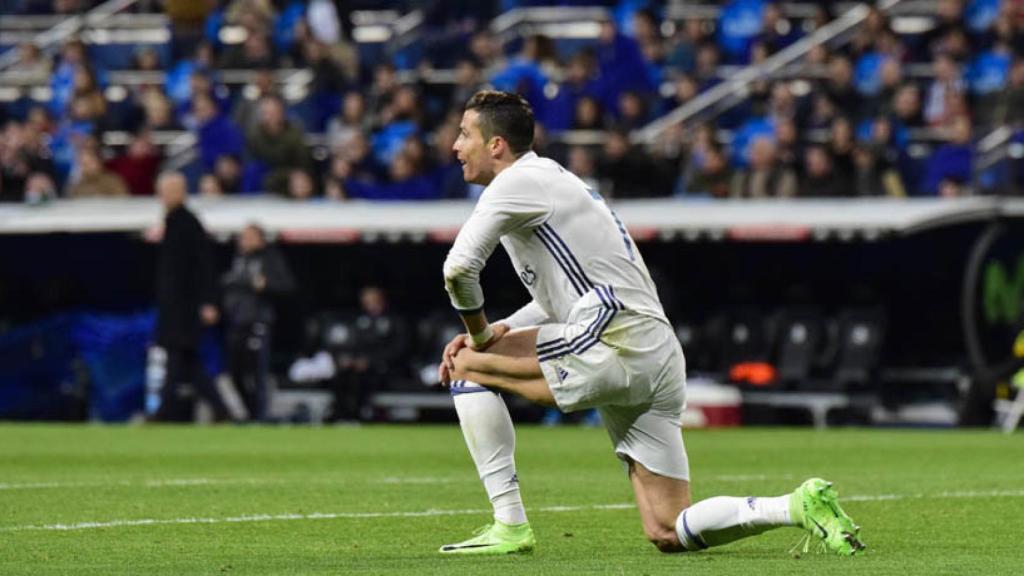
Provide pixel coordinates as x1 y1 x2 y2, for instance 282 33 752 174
645 525 683 554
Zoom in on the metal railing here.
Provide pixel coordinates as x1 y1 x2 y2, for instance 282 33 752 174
636 0 908 144
0 0 141 71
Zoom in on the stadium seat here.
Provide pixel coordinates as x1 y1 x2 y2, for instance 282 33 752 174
707 308 774 377
831 308 886 391
774 308 826 389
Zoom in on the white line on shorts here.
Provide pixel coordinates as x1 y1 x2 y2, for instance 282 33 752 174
1 489 1021 533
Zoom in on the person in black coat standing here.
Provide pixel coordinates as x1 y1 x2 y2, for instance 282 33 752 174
221 223 295 421
153 171 229 422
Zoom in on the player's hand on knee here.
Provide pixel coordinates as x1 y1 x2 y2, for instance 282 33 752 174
441 333 470 383
438 361 452 387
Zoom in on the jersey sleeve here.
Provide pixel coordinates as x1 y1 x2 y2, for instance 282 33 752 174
443 170 551 313
497 299 552 330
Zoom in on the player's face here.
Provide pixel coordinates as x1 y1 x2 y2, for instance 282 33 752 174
454 110 495 185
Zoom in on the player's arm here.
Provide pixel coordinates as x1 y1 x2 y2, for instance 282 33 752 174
440 176 550 383
497 299 551 331
442 174 551 348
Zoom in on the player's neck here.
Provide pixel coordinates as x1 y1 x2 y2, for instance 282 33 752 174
490 149 532 180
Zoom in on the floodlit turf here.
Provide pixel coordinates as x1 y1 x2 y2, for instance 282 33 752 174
1 425 1022 575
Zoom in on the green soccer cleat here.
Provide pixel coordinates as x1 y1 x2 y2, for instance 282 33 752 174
788 478 866 557
439 520 536 555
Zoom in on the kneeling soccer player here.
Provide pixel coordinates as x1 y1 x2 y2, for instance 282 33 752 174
437 90 865 557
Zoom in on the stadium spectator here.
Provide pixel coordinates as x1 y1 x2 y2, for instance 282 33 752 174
298 38 349 130
800 145 852 197
50 39 87 119
177 71 230 124
850 6 890 58
221 223 295 422
430 119 469 199
23 172 58 204
923 115 974 196
245 94 310 194
329 132 382 186
9 42 52 83
828 117 857 183
995 58 1024 127
192 92 244 172
923 0 967 59
139 87 181 130
162 0 217 61
327 91 368 151
0 120 57 202
567 146 600 192
824 55 862 122
661 74 699 118
803 93 838 132
670 17 704 73
366 63 400 128
685 144 732 198
286 169 317 200
105 130 162 196
692 35 724 89
131 46 162 72
864 57 904 119
773 118 801 173
330 285 408 422
213 154 243 195
469 29 504 70
199 173 224 197
730 136 797 198
891 83 926 129
758 2 798 55
220 30 278 70
594 19 655 112
231 67 278 133
573 96 606 130
152 171 230 422
598 128 671 199
853 145 906 197
450 57 486 116
65 148 129 198
925 53 966 127
616 91 649 130
340 152 441 201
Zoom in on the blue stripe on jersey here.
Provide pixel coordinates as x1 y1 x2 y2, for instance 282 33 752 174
539 223 594 291
536 285 617 357
537 285 621 362
539 306 616 362
536 286 614 358
607 285 624 310
537 307 613 362
610 210 635 262
450 386 494 396
534 226 586 296
537 338 568 353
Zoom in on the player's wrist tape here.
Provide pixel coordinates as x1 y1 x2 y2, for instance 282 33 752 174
470 324 494 348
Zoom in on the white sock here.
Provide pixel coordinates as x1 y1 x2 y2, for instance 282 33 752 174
452 382 528 525
675 494 793 551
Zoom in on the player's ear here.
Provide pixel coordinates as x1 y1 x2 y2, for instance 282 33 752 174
488 136 504 158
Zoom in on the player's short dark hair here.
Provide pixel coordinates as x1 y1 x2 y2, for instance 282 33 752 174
464 90 534 154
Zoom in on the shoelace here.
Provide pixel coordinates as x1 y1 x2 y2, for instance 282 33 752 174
788 533 828 558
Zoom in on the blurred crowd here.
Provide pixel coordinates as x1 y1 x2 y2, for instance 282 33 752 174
1 0 1022 204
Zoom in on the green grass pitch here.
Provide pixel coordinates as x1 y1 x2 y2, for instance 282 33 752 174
1 424 1022 575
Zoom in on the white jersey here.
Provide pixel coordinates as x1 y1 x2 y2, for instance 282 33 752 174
443 151 669 330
